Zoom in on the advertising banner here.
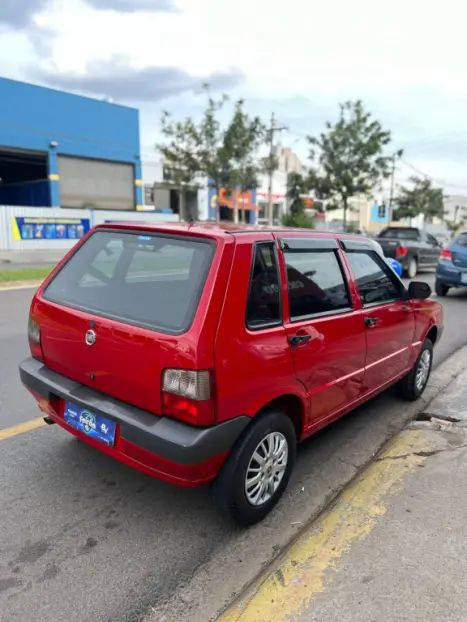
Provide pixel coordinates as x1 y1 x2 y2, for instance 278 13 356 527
11 216 90 241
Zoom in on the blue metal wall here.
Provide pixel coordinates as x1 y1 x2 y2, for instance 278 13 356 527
0 78 142 207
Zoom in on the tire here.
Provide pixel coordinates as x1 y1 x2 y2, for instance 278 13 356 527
435 280 449 297
405 257 418 279
397 338 433 401
213 410 297 526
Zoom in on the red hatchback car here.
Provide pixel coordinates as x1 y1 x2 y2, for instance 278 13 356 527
20 223 443 525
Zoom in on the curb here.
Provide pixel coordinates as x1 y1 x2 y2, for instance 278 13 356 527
0 280 43 291
215 344 467 621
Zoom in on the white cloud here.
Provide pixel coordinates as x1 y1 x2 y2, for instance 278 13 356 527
1 0 467 189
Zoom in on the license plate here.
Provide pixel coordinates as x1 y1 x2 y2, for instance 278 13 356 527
461 273 467 284
64 402 116 447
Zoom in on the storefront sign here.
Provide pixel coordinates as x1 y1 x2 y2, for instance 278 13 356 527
11 216 90 241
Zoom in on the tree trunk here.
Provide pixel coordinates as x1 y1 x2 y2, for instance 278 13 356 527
179 189 186 222
215 186 220 223
343 197 348 232
233 190 239 224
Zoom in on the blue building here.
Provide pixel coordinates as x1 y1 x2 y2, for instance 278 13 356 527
0 77 143 210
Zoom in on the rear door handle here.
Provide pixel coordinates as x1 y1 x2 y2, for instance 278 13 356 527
289 334 312 346
364 317 379 328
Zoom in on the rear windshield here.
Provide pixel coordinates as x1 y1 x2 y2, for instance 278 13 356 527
43 230 216 334
454 232 467 246
379 228 420 241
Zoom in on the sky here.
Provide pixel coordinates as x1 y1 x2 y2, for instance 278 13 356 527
1 0 467 196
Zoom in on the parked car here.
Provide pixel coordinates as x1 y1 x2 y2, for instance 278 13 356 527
369 238 403 277
19 223 443 525
377 226 441 278
435 231 467 296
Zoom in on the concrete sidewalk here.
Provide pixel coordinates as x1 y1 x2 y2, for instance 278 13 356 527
220 371 467 622
0 249 69 268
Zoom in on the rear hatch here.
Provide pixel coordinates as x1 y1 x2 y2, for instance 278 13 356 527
377 238 401 259
33 227 219 416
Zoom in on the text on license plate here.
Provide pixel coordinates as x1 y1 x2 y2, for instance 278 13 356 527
64 402 116 447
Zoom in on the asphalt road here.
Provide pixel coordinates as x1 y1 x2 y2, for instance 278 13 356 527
1 274 467 622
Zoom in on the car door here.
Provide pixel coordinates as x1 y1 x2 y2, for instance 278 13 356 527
278 235 366 426
342 240 415 393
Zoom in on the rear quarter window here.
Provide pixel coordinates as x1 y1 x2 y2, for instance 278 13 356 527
42 230 216 334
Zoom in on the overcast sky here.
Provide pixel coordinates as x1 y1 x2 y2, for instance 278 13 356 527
1 0 467 195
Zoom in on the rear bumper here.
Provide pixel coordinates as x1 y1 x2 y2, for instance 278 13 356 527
436 262 467 288
19 357 249 487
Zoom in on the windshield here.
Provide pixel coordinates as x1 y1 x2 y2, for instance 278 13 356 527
43 230 215 334
379 228 420 241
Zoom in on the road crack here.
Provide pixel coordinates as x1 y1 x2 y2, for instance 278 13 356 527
375 443 467 463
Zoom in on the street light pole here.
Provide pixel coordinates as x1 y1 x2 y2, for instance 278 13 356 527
388 149 403 224
266 112 286 226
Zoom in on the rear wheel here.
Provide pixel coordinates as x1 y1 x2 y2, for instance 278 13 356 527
397 338 433 401
435 280 450 297
405 257 418 279
213 410 297 526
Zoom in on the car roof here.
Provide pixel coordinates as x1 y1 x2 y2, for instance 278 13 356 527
94 220 371 244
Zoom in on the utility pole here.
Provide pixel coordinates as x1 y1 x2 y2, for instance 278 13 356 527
267 112 287 226
387 149 403 224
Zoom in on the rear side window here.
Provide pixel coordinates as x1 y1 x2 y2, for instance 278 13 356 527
346 251 402 306
454 232 467 246
43 230 215 334
284 250 351 319
246 243 281 328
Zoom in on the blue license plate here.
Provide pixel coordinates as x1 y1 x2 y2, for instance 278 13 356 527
64 402 116 447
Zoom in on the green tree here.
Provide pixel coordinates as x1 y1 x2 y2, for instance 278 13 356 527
157 111 203 221
394 176 445 223
286 172 308 216
307 100 393 231
223 100 266 223
198 85 231 222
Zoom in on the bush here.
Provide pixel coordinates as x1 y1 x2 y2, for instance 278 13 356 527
282 212 314 229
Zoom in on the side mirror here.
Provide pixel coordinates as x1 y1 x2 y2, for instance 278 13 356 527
407 281 432 300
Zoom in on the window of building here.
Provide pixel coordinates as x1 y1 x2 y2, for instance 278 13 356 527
345 251 402 306
284 250 351 319
246 244 282 328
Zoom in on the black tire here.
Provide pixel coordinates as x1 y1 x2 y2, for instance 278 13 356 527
435 280 449 297
404 257 418 279
397 338 433 401
213 410 297 526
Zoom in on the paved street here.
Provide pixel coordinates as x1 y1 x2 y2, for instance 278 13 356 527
1 274 466 622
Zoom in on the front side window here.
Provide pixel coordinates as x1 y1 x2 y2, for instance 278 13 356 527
346 250 402 306
284 250 351 319
246 243 281 328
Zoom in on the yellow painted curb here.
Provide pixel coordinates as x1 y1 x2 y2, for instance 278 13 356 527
219 429 435 622
0 417 46 441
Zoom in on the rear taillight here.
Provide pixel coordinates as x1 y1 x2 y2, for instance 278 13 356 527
440 249 453 262
162 369 215 426
395 246 408 259
28 317 44 362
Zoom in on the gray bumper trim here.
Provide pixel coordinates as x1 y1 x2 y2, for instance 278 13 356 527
19 358 249 466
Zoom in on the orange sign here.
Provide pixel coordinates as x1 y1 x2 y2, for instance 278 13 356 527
219 188 253 204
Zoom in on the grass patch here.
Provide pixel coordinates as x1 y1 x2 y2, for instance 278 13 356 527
0 267 53 283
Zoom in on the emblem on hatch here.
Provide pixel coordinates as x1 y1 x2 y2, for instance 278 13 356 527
85 329 96 346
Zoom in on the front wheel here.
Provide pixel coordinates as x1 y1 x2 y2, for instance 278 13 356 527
397 338 433 401
435 280 450 297
213 410 297 526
